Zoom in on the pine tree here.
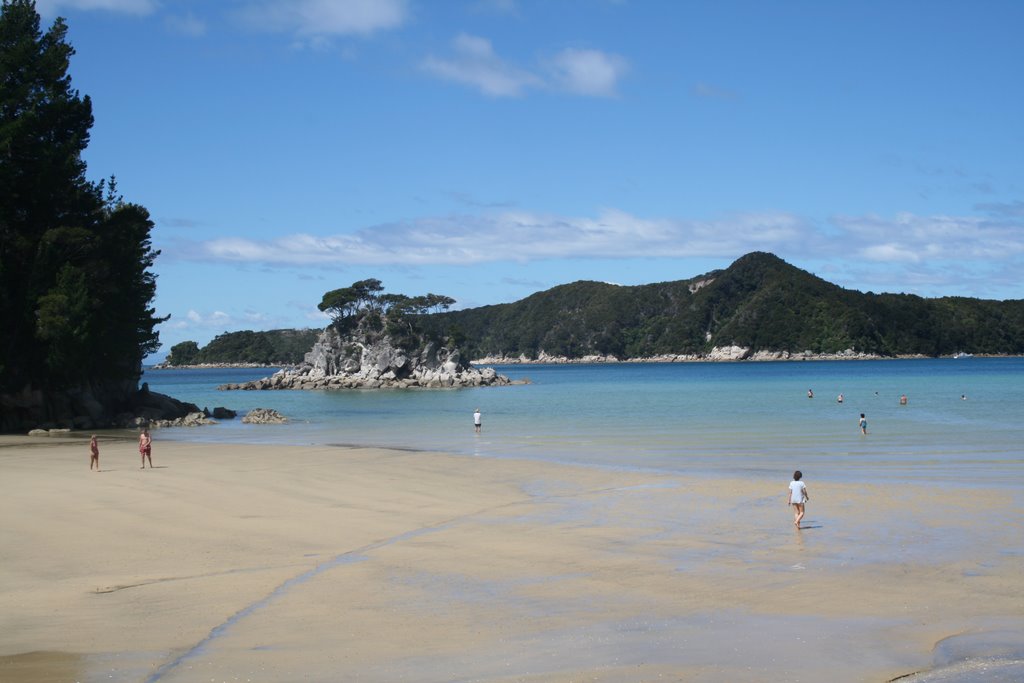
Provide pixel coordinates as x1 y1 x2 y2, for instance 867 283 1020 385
1 1 164 418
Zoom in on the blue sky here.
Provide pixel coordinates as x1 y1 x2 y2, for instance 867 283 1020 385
37 0 1024 359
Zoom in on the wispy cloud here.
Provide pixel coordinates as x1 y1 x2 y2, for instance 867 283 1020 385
548 48 628 97
237 0 408 38
975 200 1024 217
164 12 207 38
421 34 542 97
167 205 1024 299
422 34 628 98
174 209 813 266
471 0 519 14
448 191 517 208
167 308 275 332
833 212 1024 263
35 0 156 15
693 81 738 101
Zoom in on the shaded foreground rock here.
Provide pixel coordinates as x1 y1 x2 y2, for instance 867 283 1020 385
242 408 288 424
8 379 217 433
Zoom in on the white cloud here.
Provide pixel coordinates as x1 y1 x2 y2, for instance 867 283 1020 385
176 209 813 267
548 48 627 97
422 34 627 98
693 81 738 100
164 12 207 38
238 0 407 37
833 212 1024 262
421 34 541 97
171 309 238 330
166 205 1024 300
36 0 156 15
472 0 518 13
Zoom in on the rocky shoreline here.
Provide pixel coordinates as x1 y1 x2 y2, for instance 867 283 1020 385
219 363 519 391
149 362 286 370
470 346 944 364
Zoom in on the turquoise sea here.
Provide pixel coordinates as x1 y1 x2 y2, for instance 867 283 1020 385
141 358 1023 488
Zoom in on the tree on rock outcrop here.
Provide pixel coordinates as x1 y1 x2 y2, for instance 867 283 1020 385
0 1 166 430
316 280 459 352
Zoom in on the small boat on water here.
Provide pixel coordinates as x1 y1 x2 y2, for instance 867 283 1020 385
953 352 974 359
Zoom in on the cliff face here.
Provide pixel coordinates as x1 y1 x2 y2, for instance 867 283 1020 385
220 321 513 391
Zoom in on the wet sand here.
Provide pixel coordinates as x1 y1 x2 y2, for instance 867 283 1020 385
0 435 1021 682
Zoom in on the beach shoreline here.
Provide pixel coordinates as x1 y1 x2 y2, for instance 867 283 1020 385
1 435 1021 682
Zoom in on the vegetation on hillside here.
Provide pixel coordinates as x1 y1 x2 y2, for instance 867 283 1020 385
169 255 1024 366
1 0 164 394
421 252 1024 359
165 329 321 366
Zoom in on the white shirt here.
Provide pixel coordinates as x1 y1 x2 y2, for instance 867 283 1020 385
789 480 807 504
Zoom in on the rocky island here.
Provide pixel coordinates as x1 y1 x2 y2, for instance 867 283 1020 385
219 280 516 392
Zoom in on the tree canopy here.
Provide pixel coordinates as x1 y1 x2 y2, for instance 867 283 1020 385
0 0 164 392
317 281 454 326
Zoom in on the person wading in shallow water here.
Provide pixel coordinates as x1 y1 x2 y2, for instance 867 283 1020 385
788 470 809 529
139 429 153 468
473 408 482 434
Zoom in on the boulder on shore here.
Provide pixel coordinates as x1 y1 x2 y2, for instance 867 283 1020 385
242 408 288 424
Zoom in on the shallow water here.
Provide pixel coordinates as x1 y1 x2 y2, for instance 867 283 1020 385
142 357 1024 487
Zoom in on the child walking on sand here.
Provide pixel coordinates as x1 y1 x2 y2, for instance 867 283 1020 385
788 470 809 528
89 435 99 471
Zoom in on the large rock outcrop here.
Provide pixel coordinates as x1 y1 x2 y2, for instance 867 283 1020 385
219 325 514 391
1 378 203 433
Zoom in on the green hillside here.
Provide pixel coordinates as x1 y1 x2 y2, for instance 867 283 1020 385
165 329 320 366
420 252 1024 359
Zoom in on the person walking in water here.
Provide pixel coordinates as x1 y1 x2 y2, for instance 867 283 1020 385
89 435 100 471
859 413 868 435
788 470 809 528
473 408 482 434
138 429 153 468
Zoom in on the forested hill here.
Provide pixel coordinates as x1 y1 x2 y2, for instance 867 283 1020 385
163 329 320 366
420 252 1024 359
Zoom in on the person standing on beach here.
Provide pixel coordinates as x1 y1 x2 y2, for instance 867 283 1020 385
89 435 99 471
139 429 153 468
788 470 809 528
473 408 482 434
858 413 867 435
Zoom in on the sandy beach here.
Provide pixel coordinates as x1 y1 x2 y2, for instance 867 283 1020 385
1 434 1021 682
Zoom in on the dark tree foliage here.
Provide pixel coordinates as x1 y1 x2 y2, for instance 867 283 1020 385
166 341 200 365
165 330 320 366
0 0 164 391
316 280 456 352
422 252 1024 359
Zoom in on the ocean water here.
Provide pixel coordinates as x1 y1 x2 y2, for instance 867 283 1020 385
141 358 1024 487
